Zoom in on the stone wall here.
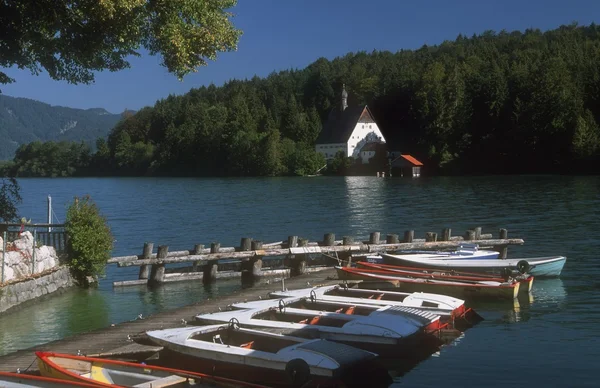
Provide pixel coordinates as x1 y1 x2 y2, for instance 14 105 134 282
0 266 74 314
1 231 59 282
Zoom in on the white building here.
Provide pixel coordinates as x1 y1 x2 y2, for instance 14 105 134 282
315 85 386 161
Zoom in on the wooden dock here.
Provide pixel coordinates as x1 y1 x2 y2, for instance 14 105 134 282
107 227 523 287
0 269 341 373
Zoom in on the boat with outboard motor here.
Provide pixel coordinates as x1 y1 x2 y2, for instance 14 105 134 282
356 261 534 294
195 298 445 356
365 244 499 264
335 266 521 300
145 324 392 388
266 284 482 328
380 253 566 278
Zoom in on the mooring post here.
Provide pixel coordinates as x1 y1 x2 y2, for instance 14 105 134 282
139 242 153 279
442 228 451 241
425 232 438 242
403 230 414 243
369 232 380 245
498 229 508 259
192 244 204 272
387 234 399 244
203 243 220 284
240 237 252 252
291 238 308 276
250 240 263 277
288 236 298 248
323 233 335 246
474 227 482 240
342 236 354 267
464 230 476 241
148 245 167 286
2 231 6 283
242 240 263 283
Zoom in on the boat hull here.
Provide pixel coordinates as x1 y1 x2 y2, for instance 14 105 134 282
382 254 566 278
155 345 391 388
336 268 520 300
0 372 99 388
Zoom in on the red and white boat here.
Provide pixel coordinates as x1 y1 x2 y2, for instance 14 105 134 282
335 266 521 300
356 261 534 294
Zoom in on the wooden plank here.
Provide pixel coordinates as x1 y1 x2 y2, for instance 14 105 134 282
133 374 187 388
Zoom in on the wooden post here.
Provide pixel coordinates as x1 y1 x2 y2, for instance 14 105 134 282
203 242 220 283
323 233 335 246
343 236 354 245
386 234 399 244
369 232 380 245
149 245 167 286
403 230 414 243
292 238 308 276
287 236 298 248
192 244 204 272
474 227 482 240
498 229 508 259
242 240 263 283
442 228 451 241
139 242 153 279
464 230 476 241
425 232 437 242
240 237 252 251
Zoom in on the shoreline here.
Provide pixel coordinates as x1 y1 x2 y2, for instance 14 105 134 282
0 269 339 373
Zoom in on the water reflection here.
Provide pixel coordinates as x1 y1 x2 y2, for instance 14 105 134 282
342 176 388 238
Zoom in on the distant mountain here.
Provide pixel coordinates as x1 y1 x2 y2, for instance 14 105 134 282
0 94 124 160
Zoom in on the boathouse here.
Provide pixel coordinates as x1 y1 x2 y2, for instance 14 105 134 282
390 154 423 177
315 85 386 161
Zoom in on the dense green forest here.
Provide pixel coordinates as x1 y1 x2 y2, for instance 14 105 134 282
0 95 123 161
3 23 600 177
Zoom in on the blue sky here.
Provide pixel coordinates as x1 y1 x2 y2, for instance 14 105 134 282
1 0 599 113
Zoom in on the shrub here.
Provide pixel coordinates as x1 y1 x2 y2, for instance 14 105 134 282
65 195 113 286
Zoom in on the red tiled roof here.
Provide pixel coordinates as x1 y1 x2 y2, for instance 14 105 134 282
400 154 423 166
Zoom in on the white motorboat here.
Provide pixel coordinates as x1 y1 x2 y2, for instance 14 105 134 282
195 297 444 356
381 253 567 278
366 244 499 264
146 324 391 387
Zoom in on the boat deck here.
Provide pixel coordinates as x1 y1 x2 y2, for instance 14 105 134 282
0 269 340 373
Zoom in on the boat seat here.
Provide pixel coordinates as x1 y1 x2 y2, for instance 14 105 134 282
345 306 356 315
133 374 188 388
375 293 384 300
309 316 321 325
239 341 254 349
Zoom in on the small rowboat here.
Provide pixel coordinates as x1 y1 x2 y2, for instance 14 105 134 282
356 261 534 294
374 244 500 261
335 266 520 300
36 351 266 388
0 372 100 387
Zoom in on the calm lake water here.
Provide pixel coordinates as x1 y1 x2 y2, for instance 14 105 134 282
1 175 599 386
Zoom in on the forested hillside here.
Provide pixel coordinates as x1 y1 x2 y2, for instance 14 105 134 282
4 23 600 177
0 95 123 160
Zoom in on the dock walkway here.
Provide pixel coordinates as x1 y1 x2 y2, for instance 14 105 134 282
0 269 339 373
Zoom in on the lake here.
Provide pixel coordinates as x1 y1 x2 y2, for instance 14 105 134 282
1 175 599 386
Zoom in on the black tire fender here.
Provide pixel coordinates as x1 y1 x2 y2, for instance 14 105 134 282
516 260 530 274
285 358 311 387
